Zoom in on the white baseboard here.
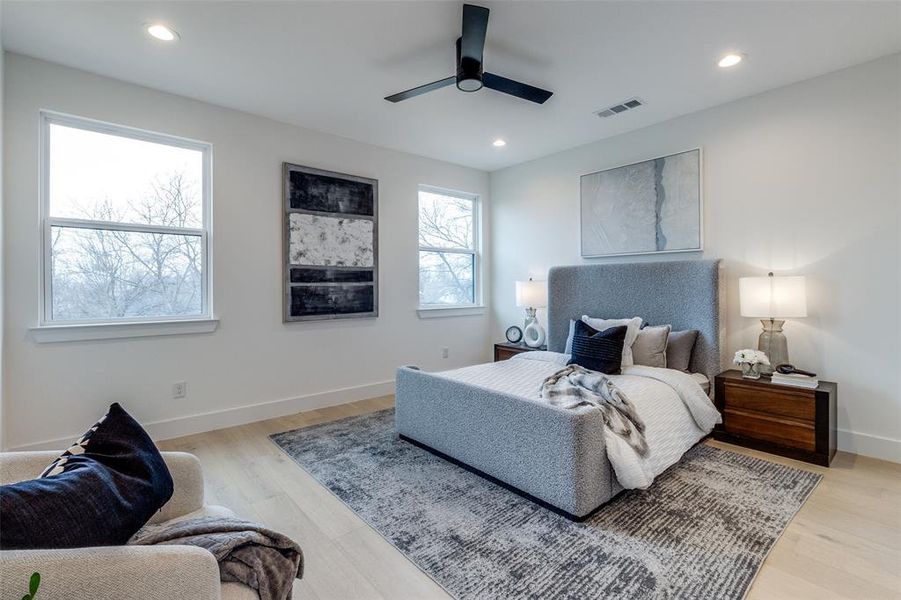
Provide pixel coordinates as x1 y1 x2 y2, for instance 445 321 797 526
10 386 899 466
7 380 395 452
838 428 901 463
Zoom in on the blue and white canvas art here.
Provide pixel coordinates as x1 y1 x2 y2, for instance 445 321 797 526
580 149 701 257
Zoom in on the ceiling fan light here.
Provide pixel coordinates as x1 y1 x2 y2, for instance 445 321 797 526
457 77 483 92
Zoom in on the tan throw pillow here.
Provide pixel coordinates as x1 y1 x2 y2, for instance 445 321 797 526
666 329 699 372
632 325 671 368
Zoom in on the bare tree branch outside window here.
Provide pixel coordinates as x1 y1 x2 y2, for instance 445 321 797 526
418 190 478 306
51 172 203 320
44 117 208 323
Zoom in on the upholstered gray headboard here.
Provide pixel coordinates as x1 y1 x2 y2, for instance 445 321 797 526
547 259 722 385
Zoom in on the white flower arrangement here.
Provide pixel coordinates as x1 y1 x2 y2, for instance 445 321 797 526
733 349 770 366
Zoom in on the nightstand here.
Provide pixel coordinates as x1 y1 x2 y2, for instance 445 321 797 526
713 370 837 466
494 342 546 362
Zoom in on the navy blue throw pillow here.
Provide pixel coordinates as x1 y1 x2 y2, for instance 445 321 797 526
0 403 174 549
567 321 628 374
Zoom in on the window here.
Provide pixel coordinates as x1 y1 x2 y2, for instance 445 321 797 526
418 186 480 307
40 112 211 325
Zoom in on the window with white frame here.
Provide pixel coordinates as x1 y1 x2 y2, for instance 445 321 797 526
418 186 480 307
41 113 211 324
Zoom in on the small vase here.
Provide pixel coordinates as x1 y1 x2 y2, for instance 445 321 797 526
741 363 762 380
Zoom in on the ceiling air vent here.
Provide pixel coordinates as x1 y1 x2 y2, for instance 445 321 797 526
595 97 643 118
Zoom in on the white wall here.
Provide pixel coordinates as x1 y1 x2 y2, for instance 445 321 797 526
3 54 491 450
0 28 5 451
491 54 901 462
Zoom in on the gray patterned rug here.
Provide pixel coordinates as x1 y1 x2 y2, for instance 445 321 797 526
271 409 821 599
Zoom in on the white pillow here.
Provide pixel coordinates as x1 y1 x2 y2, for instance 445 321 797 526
564 319 577 354
580 315 643 367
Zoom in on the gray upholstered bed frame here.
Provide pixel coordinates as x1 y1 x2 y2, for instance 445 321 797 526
396 259 722 519
548 260 723 385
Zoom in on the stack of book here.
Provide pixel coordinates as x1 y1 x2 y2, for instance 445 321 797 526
771 372 819 389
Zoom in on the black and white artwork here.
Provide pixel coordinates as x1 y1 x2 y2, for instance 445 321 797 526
283 163 378 321
580 149 702 257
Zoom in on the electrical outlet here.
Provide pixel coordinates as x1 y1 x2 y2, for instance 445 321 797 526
442 347 449 359
172 381 187 399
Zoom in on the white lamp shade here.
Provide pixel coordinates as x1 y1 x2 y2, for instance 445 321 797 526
739 275 807 318
515 280 547 308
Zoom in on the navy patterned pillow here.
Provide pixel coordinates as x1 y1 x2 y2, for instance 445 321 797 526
0 403 174 549
40 412 108 477
567 321 628 374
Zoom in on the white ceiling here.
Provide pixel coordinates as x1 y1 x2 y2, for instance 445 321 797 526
3 1 900 171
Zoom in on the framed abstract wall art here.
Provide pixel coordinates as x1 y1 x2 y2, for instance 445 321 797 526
580 148 702 257
283 163 378 321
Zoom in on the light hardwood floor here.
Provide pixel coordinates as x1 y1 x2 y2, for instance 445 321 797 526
159 397 901 600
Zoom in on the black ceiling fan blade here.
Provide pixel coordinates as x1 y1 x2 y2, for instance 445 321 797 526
384 76 456 103
460 4 489 63
483 72 553 104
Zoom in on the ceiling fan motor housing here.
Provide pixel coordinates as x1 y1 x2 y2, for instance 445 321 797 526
455 37 483 92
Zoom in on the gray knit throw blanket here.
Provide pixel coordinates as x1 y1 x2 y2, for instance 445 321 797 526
130 516 303 600
540 364 648 455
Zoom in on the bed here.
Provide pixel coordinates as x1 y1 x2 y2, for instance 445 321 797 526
395 259 723 520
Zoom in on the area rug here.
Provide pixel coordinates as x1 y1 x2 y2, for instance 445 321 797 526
271 409 821 599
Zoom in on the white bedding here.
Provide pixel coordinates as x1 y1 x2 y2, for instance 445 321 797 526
435 351 722 490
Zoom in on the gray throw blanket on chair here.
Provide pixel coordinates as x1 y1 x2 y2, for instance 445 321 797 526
130 516 303 600
540 364 648 456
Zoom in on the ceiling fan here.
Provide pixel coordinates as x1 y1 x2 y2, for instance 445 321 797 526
384 4 553 105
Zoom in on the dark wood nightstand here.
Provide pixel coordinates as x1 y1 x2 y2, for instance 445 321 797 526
713 370 837 466
494 342 547 362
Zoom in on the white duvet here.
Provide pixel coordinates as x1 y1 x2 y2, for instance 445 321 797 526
435 351 722 490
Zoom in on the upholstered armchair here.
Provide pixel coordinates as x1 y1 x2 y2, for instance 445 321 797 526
0 451 260 600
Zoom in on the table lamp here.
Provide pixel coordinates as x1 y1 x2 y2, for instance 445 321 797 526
515 278 547 348
739 272 807 373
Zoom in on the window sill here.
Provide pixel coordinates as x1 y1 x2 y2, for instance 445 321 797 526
417 305 485 319
29 318 219 343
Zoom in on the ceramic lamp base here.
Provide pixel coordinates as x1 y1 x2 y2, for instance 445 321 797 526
522 307 537 330
758 319 789 374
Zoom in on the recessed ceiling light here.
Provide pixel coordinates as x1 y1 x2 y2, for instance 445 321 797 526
718 53 743 68
147 24 178 42
492 139 507 147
